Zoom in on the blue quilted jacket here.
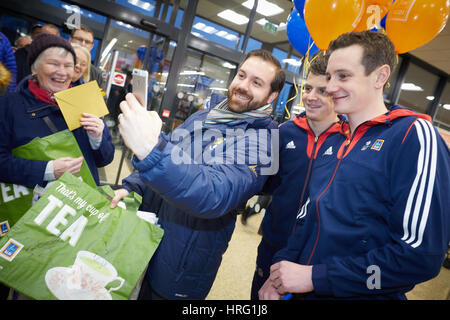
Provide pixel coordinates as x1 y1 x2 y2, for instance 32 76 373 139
123 108 278 299
0 32 17 93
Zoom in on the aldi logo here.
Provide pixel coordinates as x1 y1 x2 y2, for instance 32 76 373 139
0 238 24 262
0 221 10 236
371 139 385 151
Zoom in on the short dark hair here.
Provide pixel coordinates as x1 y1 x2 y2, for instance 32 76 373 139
71 25 94 38
308 52 329 77
328 30 397 76
240 49 286 94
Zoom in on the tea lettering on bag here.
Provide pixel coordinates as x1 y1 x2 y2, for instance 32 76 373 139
34 195 63 225
0 183 30 204
46 204 77 236
34 195 87 247
60 216 88 247
86 204 99 217
55 182 76 200
73 196 87 210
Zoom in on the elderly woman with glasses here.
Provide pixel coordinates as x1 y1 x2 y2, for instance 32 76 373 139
0 33 114 188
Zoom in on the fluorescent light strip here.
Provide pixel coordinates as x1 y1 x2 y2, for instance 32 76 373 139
203 26 218 34
217 9 249 25
283 58 302 67
223 62 236 69
401 83 424 91
180 71 205 76
193 22 207 30
128 0 154 12
210 87 228 92
242 0 284 17
100 38 118 63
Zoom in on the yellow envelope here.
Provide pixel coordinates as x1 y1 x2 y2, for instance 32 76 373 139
54 81 109 131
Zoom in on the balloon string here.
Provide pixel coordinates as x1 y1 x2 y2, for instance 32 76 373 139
284 41 319 120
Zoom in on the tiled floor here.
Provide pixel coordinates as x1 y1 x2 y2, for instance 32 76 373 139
207 213 450 300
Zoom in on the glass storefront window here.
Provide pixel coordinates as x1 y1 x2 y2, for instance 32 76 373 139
433 81 450 132
285 54 302 73
384 55 403 100
272 47 287 66
192 16 240 49
243 0 292 54
100 18 175 185
397 62 439 115
0 14 30 46
244 37 262 54
172 48 234 128
39 0 107 23
114 0 185 28
36 0 107 63
195 0 293 53
161 5 184 28
114 0 159 17
274 82 293 123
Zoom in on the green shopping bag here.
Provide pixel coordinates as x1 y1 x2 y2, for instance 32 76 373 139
0 172 163 300
0 130 96 234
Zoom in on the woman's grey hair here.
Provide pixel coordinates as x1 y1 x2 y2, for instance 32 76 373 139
31 47 75 74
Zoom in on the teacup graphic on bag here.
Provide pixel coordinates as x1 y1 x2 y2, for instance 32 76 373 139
45 251 125 300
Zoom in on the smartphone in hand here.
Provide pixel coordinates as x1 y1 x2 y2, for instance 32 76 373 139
132 69 149 108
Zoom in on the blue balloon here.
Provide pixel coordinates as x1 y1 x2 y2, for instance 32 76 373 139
286 9 319 56
381 0 395 29
293 0 305 18
137 46 146 62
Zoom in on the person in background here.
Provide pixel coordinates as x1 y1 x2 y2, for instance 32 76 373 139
69 25 104 89
0 31 17 93
251 53 345 300
0 33 114 189
14 35 32 51
71 43 91 86
259 30 450 300
15 23 61 84
111 49 285 300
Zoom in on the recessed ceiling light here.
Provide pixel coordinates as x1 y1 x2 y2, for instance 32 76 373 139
443 104 450 110
426 96 435 100
216 30 228 37
217 9 249 25
203 26 218 34
223 62 236 69
193 22 206 30
191 31 204 38
210 87 228 92
283 58 302 67
225 34 239 41
401 83 424 91
242 0 284 17
128 0 154 12
180 71 205 76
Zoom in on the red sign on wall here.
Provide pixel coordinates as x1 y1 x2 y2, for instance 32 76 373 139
112 72 126 87
162 110 171 118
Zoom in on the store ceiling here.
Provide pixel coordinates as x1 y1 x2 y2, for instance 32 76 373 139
194 0 450 76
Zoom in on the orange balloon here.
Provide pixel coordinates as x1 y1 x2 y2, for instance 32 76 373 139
304 0 365 50
354 0 392 31
386 0 450 53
